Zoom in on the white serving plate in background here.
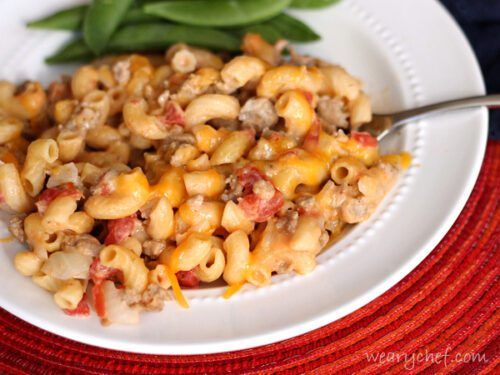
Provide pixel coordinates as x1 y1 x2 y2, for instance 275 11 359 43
0 0 487 354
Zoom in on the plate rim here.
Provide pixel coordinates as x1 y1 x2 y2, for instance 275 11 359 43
0 0 488 354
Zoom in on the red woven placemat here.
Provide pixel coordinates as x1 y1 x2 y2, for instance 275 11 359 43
1 142 498 374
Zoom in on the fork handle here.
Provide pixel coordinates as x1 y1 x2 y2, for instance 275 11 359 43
391 94 500 126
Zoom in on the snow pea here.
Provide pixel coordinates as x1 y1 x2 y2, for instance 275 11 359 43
267 13 320 42
27 5 87 31
107 23 241 52
290 0 341 9
144 0 292 28
46 23 241 63
122 8 162 24
45 38 93 64
84 0 135 54
28 5 161 31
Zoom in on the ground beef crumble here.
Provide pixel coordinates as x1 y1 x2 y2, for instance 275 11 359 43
238 98 278 133
221 175 243 203
317 96 349 134
276 206 299 233
125 284 169 312
62 234 103 257
296 196 317 213
141 284 170 311
142 240 166 259
8 216 25 243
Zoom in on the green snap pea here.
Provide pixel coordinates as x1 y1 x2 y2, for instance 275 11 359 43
45 38 93 64
27 5 87 31
144 0 292 28
290 0 341 9
107 23 241 52
28 5 161 31
267 13 320 42
122 8 162 24
46 23 241 63
234 13 320 44
84 0 135 55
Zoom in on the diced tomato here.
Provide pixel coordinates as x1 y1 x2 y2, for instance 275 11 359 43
176 269 200 288
36 183 83 213
239 191 284 222
92 283 106 318
89 259 122 318
63 294 90 316
303 118 321 152
162 101 185 126
89 258 121 285
104 215 136 245
351 131 378 148
235 165 284 222
235 166 267 194
0 194 4 204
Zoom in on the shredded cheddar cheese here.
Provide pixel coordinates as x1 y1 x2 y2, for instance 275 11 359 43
114 170 150 201
223 283 244 299
164 266 189 309
0 41 412 324
381 152 412 170
341 139 379 166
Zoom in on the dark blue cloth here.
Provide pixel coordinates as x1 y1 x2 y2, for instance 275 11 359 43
440 0 500 139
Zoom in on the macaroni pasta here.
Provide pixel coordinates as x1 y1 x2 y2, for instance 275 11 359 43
0 34 409 324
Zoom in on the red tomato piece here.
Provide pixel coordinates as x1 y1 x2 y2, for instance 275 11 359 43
235 166 267 194
176 270 200 288
235 166 284 222
36 183 83 213
63 294 90 316
239 191 284 223
89 258 120 285
162 101 185 126
104 215 136 245
351 131 378 148
37 183 82 203
92 283 106 318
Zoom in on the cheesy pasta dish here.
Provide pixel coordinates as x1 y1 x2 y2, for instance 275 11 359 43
0 34 409 325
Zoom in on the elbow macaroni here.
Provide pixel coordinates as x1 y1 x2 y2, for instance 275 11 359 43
275 90 315 139
100 245 149 292
1 40 407 322
185 94 240 128
21 139 58 196
0 163 33 213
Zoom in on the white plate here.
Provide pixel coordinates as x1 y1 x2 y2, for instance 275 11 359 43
0 0 487 354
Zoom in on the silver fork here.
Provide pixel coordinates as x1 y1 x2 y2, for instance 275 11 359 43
360 95 500 140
